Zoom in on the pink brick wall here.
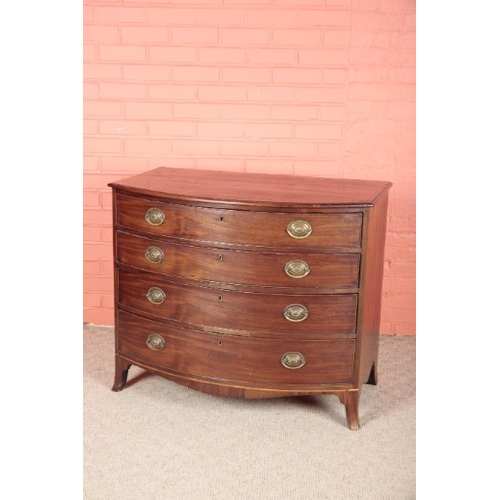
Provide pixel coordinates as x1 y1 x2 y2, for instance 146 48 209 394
83 0 416 335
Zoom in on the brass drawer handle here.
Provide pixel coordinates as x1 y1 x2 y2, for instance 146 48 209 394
146 287 166 305
145 246 164 264
284 260 310 279
281 351 306 370
283 304 309 322
287 220 312 239
146 333 165 351
145 207 165 226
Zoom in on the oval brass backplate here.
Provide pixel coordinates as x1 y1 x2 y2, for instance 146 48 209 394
286 220 312 239
146 333 165 351
283 304 309 322
146 286 166 305
284 260 310 279
145 246 164 264
145 207 165 226
281 351 306 369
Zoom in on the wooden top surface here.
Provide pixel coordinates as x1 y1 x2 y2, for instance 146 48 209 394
109 167 392 208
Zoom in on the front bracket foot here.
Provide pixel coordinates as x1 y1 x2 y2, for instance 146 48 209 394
367 361 378 386
338 390 360 430
112 356 131 392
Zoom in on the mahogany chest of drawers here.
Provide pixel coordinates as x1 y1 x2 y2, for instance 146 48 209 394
109 167 391 429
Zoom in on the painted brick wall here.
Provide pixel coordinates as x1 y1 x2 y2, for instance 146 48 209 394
83 0 416 335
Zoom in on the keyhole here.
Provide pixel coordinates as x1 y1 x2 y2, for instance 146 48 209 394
220 216 225 221
218 340 222 346
218 295 223 301
218 254 223 261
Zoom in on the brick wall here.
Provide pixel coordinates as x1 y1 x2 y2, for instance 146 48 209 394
83 0 416 335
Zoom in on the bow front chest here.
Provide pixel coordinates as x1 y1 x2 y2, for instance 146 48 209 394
109 167 391 429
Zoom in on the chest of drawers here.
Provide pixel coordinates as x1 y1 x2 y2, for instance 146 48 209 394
108 167 391 429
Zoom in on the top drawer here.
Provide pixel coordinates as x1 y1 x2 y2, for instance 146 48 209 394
115 195 362 250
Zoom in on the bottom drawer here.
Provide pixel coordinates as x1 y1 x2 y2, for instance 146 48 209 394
117 310 355 385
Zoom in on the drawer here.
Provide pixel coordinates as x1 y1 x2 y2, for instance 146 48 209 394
116 231 360 289
118 268 357 336
117 310 355 385
116 194 362 249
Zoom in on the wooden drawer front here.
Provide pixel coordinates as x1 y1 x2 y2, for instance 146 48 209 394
116 231 360 289
118 269 357 336
117 311 355 385
116 195 362 249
